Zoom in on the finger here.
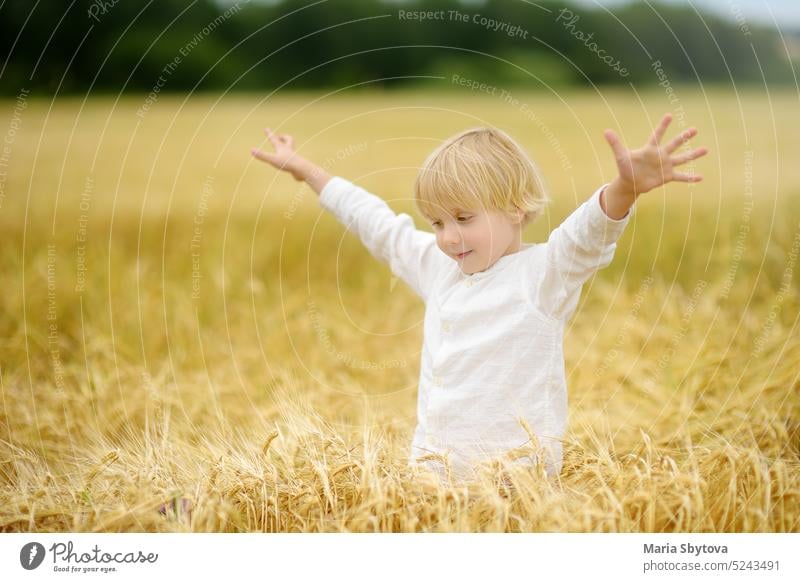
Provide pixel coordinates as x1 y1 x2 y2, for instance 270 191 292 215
250 147 277 165
671 171 703 182
648 113 673 146
665 127 698 154
264 127 280 147
671 147 708 166
604 129 627 160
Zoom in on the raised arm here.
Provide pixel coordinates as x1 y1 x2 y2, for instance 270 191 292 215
533 185 632 321
316 177 449 301
250 127 448 301
533 114 708 321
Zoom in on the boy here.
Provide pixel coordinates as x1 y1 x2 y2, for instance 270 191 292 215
251 115 707 482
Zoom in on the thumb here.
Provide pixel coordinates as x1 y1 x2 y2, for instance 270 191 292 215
603 129 626 160
251 147 277 166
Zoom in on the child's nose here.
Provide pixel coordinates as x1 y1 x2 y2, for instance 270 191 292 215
443 225 462 245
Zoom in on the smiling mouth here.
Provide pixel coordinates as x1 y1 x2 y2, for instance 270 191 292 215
455 251 472 259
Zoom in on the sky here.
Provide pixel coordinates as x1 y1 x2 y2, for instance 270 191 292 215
560 0 799 29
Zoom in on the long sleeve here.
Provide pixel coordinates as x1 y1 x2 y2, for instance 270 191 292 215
532 183 634 321
318 176 448 302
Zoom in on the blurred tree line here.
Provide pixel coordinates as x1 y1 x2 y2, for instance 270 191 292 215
0 0 795 96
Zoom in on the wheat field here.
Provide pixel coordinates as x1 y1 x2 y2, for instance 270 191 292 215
0 88 798 532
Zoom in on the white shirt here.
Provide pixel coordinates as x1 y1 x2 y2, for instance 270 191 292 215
318 176 634 483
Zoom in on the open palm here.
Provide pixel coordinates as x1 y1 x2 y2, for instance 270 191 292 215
251 127 305 181
604 113 708 197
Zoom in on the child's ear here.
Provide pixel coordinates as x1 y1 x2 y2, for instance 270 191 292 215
511 207 526 225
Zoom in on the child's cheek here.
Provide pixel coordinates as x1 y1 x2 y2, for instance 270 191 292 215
468 224 486 249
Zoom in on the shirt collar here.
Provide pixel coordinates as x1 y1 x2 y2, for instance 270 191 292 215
463 243 536 279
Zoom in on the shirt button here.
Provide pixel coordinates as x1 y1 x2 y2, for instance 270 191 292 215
433 375 443 387
442 322 451 333
465 280 474 288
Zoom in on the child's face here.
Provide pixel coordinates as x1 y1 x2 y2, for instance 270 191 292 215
429 206 523 275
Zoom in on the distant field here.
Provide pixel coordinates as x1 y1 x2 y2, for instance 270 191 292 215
0 88 798 532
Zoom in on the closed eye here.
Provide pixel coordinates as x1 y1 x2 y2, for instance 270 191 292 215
431 216 471 227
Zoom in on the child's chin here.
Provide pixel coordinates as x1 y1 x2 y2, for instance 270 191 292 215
461 260 494 275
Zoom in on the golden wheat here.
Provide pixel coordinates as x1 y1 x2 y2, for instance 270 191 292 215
0 89 798 531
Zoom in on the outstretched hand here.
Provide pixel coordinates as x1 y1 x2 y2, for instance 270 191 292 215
251 127 305 181
603 113 708 198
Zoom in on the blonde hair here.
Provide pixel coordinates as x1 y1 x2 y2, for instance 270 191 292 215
414 127 550 228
